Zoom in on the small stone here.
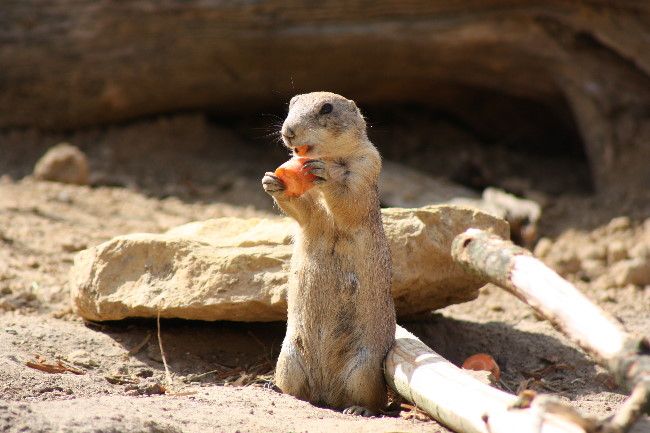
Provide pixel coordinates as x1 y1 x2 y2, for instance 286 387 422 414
612 258 650 286
379 161 479 207
555 253 582 276
606 216 631 234
55 191 74 204
581 259 605 280
595 372 618 391
607 241 628 264
142 382 166 395
380 163 538 246
629 242 650 260
477 187 541 247
66 349 98 368
124 380 166 396
598 289 617 303
136 369 154 378
580 244 606 261
534 237 553 258
33 143 90 185
592 275 614 292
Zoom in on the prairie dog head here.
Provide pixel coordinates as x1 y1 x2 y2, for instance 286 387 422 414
281 92 369 159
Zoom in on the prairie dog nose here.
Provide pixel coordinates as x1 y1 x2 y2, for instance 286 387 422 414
282 125 296 141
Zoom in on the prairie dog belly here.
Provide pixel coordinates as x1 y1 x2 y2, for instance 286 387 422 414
287 227 390 362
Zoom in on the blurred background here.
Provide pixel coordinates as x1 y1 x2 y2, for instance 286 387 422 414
2 1 649 217
1 3 650 432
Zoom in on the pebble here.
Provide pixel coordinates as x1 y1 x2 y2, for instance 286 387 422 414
533 237 553 258
33 143 90 185
613 258 650 286
606 216 631 234
66 349 99 368
607 241 628 264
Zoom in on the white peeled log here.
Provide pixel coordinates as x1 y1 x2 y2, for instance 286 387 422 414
384 229 648 433
385 326 590 433
450 229 650 393
510 254 626 359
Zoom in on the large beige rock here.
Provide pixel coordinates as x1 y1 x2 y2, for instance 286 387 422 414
70 205 508 322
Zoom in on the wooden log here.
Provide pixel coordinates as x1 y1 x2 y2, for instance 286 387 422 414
2 1 650 193
384 229 647 432
450 229 650 394
385 325 592 433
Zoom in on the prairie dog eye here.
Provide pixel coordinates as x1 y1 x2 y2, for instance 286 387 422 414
319 103 333 115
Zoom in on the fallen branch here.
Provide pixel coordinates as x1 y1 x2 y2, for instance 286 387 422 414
450 229 650 394
385 325 594 433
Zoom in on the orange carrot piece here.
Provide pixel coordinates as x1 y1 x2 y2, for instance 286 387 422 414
274 157 317 197
461 353 501 381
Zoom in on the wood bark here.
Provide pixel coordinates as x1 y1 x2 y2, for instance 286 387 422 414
1 1 650 191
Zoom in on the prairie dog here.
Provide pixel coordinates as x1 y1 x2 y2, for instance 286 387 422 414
262 92 396 416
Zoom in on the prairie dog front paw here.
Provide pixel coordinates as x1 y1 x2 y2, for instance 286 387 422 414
303 159 328 183
262 172 286 195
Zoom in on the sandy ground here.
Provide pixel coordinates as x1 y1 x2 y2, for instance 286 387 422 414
0 114 648 432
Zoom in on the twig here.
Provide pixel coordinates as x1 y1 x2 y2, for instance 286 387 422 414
215 367 244 381
498 379 514 393
157 310 173 387
183 368 227 383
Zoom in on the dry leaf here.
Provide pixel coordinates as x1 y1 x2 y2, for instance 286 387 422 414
26 358 84 375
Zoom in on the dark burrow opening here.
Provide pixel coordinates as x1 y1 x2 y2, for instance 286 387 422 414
364 92 592 197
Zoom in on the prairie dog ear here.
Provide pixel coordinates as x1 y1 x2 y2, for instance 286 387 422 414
289 95 300 110
348 99 358 111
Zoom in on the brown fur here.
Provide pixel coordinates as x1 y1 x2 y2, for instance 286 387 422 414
261 92 396 415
